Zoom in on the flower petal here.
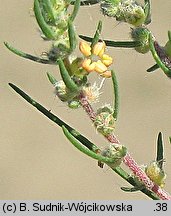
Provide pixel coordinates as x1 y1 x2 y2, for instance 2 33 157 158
100 70 112 78
92 41 106 57
82 59 96 72
95 60 108 74
79 41 91 57
101 54 113 66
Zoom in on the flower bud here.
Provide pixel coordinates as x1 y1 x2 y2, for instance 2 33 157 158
92 41 106 57
100 0 121 17
101 144 127 168
68 99 80 109
54 80 77 102
82 59 96 72
100 70 112 78
94 105 115 136
101 54 113 67
79 41 91 57
95 60 108 74
145 161 166 188
131 27 150 54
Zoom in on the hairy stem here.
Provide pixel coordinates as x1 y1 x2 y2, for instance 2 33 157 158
78 91 171 200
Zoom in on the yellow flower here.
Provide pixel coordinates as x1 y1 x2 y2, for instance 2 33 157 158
79 40 113 78
79 41 91 57
92 41 106 57
82 59 96 72
95 60 108 74
100 70 112 78
101 54 113 67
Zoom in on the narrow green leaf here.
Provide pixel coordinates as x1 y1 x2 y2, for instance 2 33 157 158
156 132 164 169
8 83 97 152
79 35 141 48
62 126 119 163
70 0 100 6
58 58 79 92
169 137 171 144
168 31 171 43
4 42 54 64
111 70 119 120
147 64 159 72
68 20 77 52
34 0 56 40
149 34 171 77
144 0 151 25
70 0 80 22
42 0 56 24
47 72 57 85
121 185 144 192
91 20 102 48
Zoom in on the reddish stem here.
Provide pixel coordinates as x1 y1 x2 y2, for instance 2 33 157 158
79 91 171 200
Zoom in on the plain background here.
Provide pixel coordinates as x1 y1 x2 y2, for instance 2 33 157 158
0 0 171 199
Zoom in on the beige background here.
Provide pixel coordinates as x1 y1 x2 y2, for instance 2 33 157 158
0 0 171 200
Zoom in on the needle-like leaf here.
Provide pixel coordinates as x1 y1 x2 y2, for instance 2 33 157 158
111 70 119 120
4 42 54 65
70 0 80 22
144 0 151 25
156 132 164 170
149 34 171 77
62 126 119 163
147 64 159 72
34 0 56 40
91 20 102 48
58 58 79 92
79 35 141 48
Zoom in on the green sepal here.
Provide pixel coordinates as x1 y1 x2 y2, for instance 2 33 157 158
156 132 164 170
4 42 54 65
34 0 56 40
58 58 80 92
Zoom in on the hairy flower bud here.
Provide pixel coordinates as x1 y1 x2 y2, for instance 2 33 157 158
145 161 166 188
54 80 77 102
101 144 127 168
94 105 115 136
101 0 146 27
68 99 80 109
131 27 150 54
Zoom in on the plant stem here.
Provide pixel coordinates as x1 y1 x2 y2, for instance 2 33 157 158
78 91 171 200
